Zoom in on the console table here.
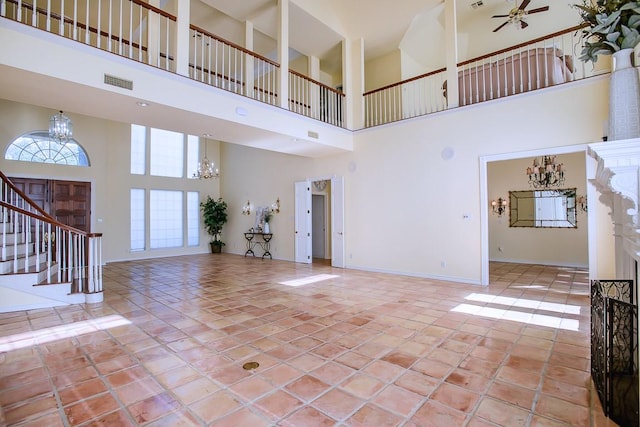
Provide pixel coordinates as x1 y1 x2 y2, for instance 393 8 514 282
243 232 273 259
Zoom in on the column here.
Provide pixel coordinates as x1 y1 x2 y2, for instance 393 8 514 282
277 0 289 109
175 0 190 76
245 21 255 98
344 37 364 130
444 0 459 109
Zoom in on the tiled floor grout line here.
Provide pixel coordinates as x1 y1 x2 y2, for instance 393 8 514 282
0 257 611 426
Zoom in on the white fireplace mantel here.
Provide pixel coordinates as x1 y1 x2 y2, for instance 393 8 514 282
588 138 640 266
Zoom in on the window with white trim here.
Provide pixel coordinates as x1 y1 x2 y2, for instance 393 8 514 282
5 131 90 166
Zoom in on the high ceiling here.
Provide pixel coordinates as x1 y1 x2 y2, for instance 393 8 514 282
193 0 578 75
0 0 581 158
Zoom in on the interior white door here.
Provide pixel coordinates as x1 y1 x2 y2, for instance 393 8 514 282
294 180 312 264
331 176 345 268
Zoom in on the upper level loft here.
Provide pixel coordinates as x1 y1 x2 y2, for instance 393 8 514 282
0 0 610 156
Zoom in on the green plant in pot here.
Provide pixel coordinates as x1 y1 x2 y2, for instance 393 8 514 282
200 196 228 253
574 0 640 63
263 210 273 234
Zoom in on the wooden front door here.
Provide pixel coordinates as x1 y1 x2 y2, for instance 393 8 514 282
9 177 50 213
9 178 91 231
51 180 91 232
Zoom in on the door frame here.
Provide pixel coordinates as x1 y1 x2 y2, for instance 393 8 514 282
295 175 345 267
479 144 592 285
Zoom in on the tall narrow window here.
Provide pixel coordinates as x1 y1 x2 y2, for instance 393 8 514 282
150 190 183 249
187 135 199 179
187 192 199 246
131 124 146 175
150 128 183 178
130 189 145 251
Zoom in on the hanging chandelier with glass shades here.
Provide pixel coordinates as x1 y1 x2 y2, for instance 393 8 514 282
49 110 73 142
526 155 564 188
193 135 219 179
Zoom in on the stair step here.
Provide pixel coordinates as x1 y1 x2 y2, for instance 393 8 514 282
0 254 50 275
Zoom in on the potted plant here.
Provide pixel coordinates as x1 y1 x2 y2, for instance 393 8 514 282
263 210 273 234
574 0 640 140
574 0 640 63
200 196 228 253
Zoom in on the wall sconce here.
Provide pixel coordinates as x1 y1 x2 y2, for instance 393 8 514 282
270 197 280 214
242 200 251 215
491 197 508 216
577 195 588 212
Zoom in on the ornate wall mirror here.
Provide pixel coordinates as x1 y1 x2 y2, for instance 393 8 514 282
509 188 577 228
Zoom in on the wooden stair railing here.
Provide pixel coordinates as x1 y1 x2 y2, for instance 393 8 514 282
0 173 103 299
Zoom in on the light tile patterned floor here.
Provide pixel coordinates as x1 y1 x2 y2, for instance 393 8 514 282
0 255 619 426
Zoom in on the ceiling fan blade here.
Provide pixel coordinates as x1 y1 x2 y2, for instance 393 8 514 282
492 14 510 18
526 6 549 14
518 0 532 11
493 21 510 33
520 20 529 29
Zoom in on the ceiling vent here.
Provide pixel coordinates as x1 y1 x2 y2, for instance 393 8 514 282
104 74 133 90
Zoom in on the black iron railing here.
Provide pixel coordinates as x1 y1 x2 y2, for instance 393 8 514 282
591 279 639 426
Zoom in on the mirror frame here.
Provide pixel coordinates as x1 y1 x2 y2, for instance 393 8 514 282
509 188 577 228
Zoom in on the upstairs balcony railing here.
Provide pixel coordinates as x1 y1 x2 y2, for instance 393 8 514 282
2 0 176 71
289 70 345 127
363 25 601 128
1 1 609 130
189 25 279 106
1 0 346 127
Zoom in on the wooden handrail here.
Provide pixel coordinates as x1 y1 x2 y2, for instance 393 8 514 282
457 24 588 67
364 67 446 96
190 24 280 68
129 0 176 21
7 0 149 52
0 200 101 238
0 170 52 220
289 69 345 96
364 25 589 97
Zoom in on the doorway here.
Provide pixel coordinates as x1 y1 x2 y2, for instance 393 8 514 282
312 194 327 263
9 177 91 231
294 177 344 267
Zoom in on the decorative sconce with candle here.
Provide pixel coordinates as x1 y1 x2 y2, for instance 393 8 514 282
577 195 588 212
271 197 280 214
242 200 252 215
491 197 508 217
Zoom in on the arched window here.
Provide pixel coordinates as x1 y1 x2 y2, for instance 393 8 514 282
4 131 90 166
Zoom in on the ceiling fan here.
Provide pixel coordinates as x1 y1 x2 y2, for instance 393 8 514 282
492 0 549 33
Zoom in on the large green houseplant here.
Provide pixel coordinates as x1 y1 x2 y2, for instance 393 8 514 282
574 0 640 63
200 196 228 253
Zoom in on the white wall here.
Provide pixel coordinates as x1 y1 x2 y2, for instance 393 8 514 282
0 72 617 285
487 152 588 267
0 100 221 263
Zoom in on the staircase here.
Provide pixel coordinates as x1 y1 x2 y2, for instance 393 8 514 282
0 172 103 313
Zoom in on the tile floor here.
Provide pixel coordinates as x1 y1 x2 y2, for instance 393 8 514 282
0 255 619 426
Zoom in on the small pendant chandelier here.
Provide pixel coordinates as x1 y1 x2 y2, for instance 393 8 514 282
193 136 219 179
49 110 73 142
526 155 565 188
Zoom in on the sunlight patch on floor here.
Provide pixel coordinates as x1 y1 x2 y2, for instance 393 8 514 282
465 293 581 315
0 315 131 352
279 274 340 287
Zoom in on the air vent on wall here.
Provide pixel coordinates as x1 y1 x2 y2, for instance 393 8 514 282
104 74 133 90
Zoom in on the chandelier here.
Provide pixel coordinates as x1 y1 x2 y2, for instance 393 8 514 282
526 155 564 188
193 136 219 179
49 110 73 142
